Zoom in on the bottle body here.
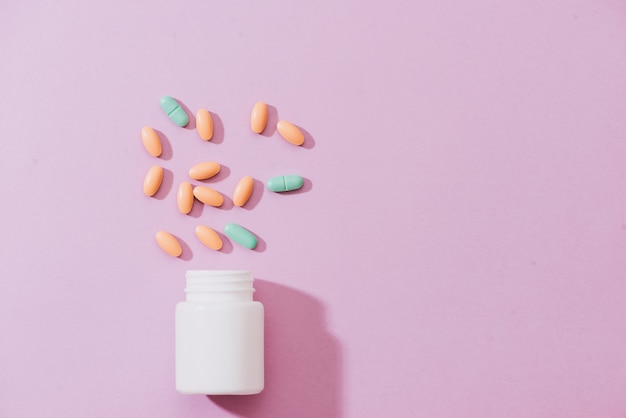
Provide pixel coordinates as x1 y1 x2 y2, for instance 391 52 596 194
175 270 264 395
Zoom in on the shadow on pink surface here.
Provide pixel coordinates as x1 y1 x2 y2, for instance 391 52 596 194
154 129 173 160
259 104 278 137
210 279 342 418
152 168 173 200
298 126 315 149
209 111 225 144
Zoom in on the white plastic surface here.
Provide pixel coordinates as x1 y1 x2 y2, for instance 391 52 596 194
175 270 264 395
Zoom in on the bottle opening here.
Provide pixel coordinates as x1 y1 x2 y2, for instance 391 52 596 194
185 270 255 302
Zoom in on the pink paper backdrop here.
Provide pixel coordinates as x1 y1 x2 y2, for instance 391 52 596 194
2 0 626 417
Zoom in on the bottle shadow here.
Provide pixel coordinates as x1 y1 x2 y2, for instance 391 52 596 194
208 280 342 418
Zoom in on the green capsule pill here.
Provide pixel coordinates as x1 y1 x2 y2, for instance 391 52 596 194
160 96 189 127
266 175 304 192
224 223 258 249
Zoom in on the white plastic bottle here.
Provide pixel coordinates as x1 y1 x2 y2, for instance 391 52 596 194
175 270 264 395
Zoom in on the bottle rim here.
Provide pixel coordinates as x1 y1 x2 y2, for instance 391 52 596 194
186 270 252 277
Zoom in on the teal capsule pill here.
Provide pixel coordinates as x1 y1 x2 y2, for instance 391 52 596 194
160 96 189 127
266 175 304 192
224 223 258 249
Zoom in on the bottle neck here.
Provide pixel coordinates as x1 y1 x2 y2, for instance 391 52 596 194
185 270 255 302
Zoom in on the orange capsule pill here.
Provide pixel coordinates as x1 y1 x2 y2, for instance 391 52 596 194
143 165 163 196
196 108 214 140
193 186 224 207
177 182 194 214
250 101 268 134
188 161 220 180
155 230 182 257
277 120 304 146
141 126 162 157
195 225 223 250
233 176 254 207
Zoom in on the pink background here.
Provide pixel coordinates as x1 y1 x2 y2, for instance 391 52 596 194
2 0 626 417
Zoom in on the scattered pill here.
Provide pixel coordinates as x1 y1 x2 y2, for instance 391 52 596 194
141 126 162 157
250 101 268 134
155 230 182 257
188 161 221 180
233 176 254 207
224 223 258 249
143 98 311 257
160 96 189 127
193 186 224 207
266 175 304 192
143 165 164 196
196 108 214 140
195 225 223 250
177 182 194 214
276 120 304 146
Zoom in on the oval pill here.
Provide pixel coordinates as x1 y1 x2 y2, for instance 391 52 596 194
193 186 224 207
155 230 182 257
266 175 304 192
143 165 164 196
141 126 162 157
195 225 223 250
224 223 258 249
160 96 189 127
233 176 254 207
177 182 194 214
188 161 220 180
276 120 304 146
250 101 268 134
196 108 214 140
